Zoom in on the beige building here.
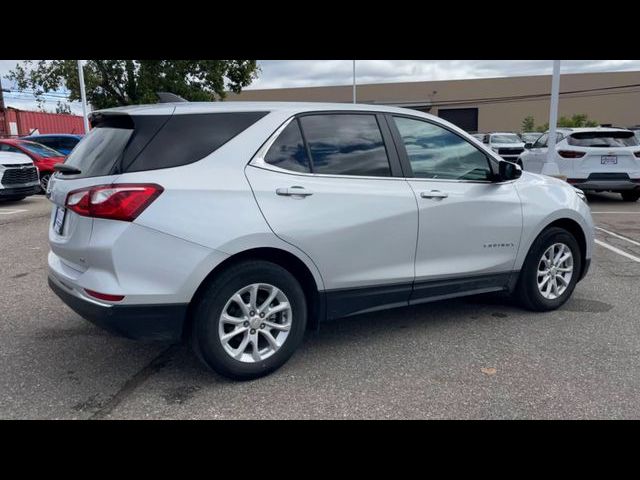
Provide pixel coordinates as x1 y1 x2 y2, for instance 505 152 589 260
226 70 640 133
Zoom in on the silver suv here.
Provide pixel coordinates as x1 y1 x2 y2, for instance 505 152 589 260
47 102 594 379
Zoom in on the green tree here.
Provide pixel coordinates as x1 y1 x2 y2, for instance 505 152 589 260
521 115 535 132
525 112 599 132
6 60 259 110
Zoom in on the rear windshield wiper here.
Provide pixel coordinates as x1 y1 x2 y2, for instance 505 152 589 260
54 164 82 175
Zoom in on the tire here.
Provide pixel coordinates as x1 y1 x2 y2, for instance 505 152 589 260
39 173 51 194
515 227 582 312
621 191 640 202
191 260 307 380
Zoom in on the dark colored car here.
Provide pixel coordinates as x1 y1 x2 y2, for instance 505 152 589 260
0 139 66 191
22 134 83 156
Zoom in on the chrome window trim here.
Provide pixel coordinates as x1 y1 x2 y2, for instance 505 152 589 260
249 113 517 185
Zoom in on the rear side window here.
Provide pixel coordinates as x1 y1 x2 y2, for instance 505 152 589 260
64 111 267 178
568 131 639 147
299 114 391 177
264 120 311 173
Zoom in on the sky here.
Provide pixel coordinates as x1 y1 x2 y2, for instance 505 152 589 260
2 60 640 115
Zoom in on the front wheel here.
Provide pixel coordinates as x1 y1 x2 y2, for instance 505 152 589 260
191 260 307 380
515 227 581 311
621 191 640 202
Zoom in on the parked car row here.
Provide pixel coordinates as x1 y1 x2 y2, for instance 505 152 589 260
0 134 82 202
516 127 640 202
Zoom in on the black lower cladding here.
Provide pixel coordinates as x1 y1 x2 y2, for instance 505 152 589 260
48 276 187 342
324 272 515 321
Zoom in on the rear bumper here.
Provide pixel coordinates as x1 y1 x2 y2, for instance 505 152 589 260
48 275 187 342
568 179 640 191
0 184 40 197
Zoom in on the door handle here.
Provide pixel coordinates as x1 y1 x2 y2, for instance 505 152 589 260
420 190 448 199
276 186 313 197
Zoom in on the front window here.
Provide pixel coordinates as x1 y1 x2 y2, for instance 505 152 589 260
19 141 62 158
393 116 493 181
490 134 521 144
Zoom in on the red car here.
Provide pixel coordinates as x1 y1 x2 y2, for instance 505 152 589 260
0 139 66 191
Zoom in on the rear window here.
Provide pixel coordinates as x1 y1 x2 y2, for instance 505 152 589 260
567 131 639 147
63 111 267 178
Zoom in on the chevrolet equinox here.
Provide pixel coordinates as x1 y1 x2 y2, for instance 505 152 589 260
47 102 594 379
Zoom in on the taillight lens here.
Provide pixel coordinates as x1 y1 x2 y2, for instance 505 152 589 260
558 150 586 159
84 289 125 302
65 184 163 221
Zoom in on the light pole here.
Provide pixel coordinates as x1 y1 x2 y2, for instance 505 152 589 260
77 60 90 134
352 60 356 104
541 60 562 177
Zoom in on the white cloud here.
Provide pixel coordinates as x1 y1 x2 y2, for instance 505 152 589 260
248 60 640 89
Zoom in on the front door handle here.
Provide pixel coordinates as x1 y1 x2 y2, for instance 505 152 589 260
276 186 313 197
420 190 448 199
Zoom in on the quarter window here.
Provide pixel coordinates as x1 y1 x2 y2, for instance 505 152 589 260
393 116 493 181
264 120 311 173
299 114 392 177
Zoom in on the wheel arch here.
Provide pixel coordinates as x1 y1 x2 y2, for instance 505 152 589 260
183 247 325 341
536 217 589 280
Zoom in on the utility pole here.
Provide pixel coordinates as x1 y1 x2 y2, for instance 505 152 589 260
541 60 562 177
352 60 356 104
77 60 90 134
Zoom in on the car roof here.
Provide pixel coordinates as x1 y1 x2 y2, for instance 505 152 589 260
555 127 633 133
24 133 82 138
94 101 434 117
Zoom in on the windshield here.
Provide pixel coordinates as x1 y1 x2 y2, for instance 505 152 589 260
491 134 521 144
568 131 639 148
19 141 63 158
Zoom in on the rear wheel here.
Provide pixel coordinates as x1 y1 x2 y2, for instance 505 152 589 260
191 260 307 380
621 191 640 202
515 227 581 311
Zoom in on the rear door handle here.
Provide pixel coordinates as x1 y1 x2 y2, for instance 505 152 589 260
420 190 448 199
276 186 313 197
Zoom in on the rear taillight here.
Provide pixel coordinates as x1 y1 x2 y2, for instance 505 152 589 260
558 150 586 159
66 183 163 221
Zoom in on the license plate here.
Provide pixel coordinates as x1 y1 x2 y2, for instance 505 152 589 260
601 155 618 165
54 206 66 235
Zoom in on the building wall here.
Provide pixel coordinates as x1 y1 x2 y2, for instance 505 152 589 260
226 70 640 132
2 108 85 137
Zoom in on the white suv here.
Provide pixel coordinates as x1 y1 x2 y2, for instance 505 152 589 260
0 151 41 202
518 127 640 202
47 102 594 379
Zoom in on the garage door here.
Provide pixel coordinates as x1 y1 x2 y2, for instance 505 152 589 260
438 108 479 133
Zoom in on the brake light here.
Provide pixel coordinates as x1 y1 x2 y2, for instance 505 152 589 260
84 289 125 302
66 184 163 221
558 150 585 159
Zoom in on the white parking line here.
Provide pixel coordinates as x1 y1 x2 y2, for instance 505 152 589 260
0 209 27 215
595 226 640 247
595 239 640 263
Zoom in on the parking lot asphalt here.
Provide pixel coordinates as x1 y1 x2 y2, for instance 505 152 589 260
1 193 640 419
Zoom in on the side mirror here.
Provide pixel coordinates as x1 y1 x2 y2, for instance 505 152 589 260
498 160 522 181
524 142 533 149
